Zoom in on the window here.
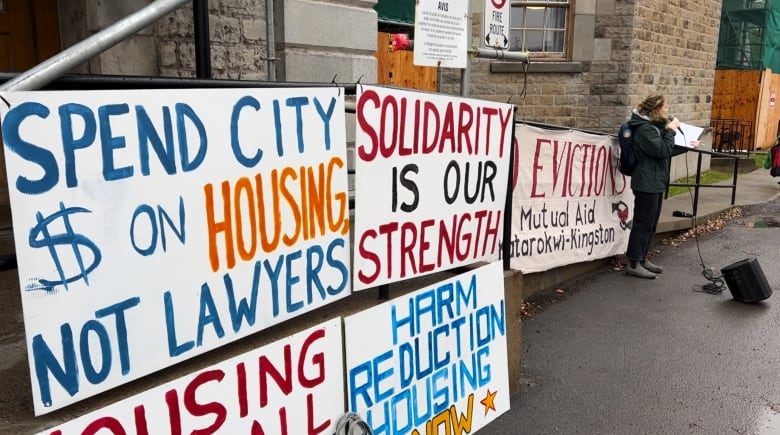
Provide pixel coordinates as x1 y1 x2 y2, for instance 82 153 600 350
509 1 569 55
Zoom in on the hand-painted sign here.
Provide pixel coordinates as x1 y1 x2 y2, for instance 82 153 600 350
508 124 633 272
344 262 510 434
353 85 513 290
0 87 351 414
39 319 344 435
413 0 469 68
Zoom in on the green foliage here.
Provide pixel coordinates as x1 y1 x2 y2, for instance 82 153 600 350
754 151 769 168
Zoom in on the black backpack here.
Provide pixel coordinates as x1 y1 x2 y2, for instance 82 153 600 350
617 121 637 176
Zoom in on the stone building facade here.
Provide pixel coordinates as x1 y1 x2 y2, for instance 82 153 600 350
451 0 722 134
441 0 719 197
56 0 721 134
60 0 378 84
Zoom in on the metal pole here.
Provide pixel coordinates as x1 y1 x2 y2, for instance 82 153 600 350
266 0 277 81
0 0 190 91
470 48 528 63
692 153 703 216
503 107 517 270
194 0 211 78
731 156 739 206
460 0 472 97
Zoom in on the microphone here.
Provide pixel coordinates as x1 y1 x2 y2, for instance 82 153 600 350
668 115 684 135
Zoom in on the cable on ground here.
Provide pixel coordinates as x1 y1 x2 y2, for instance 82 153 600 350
677 130 727 296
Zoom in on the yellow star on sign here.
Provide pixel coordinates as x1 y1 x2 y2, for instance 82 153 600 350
480 388 498 416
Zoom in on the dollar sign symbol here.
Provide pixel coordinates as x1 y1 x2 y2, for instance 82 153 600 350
28 201 102 292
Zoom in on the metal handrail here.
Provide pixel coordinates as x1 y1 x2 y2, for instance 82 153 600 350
0 0 189 92
666 148 741 216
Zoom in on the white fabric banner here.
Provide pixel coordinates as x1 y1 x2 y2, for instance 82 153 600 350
508 124 633 273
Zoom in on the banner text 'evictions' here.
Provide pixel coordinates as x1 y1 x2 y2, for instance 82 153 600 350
508 124 633 273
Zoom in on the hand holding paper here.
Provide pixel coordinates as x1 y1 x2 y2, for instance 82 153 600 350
674 121 704 148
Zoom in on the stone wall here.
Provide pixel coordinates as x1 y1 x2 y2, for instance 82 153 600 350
443 0 722 134
59 0 159 75
59 0 378 84
157 0 270 79
627 0 721 127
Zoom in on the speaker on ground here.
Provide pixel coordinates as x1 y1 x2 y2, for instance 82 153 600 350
720 257 772 303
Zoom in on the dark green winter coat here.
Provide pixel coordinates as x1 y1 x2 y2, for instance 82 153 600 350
627 112 688 193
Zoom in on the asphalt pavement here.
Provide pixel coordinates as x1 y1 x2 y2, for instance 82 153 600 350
481 168 780 434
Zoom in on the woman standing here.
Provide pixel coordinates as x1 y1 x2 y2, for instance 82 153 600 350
625 93 697 279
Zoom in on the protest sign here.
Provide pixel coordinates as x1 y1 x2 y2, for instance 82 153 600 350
40 319 344 435
344 261 509 434
508 124 633 272
353 85 513 290
0 87 351 414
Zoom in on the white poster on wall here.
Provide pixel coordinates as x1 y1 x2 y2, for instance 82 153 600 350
39 319 345 435
508 123 634 272
0 87 351 414
353 85 513 291
344 261 510 434
413 0 469 68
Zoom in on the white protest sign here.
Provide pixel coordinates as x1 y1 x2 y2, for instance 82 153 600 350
0 87 351 414
508 124 633 272
353 85 513 290
414 0 469 68
344 261 510 434
484 0 509 48
40 319 344 435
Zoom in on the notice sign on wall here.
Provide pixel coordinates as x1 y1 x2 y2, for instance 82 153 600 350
0 87 351 414
40 319 345 435
353 85 513 290
344 261 509 435
484 0 510 49
414 0 469 68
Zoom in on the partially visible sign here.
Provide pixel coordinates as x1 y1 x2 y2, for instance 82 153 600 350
413 0 468 68
39 319 345 435
344 262 510 434
484 0 509 49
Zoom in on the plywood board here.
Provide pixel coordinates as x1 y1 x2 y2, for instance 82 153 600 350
711 70 760 121
755 68 780 149
711 69 760 151
375 32 438 91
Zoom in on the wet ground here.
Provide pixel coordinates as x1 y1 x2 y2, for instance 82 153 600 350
481 198 780 435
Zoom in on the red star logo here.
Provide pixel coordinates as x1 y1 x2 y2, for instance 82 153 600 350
480 389 498 416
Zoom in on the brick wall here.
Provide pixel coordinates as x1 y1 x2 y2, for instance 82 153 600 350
441 0 722 134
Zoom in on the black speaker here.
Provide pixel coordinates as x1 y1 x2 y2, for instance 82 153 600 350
720 258 773 303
